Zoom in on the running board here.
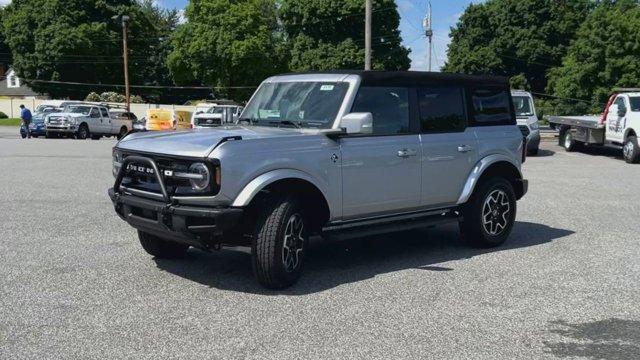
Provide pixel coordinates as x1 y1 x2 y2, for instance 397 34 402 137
322 209 461 241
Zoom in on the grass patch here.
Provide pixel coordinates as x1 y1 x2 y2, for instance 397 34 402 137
0 118 22 126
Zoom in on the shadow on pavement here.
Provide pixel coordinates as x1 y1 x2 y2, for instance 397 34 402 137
533 149 555 157
154 221 574 295
544 318 640 360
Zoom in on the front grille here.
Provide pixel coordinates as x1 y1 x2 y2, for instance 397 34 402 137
518 125 530 137
120 153 218 197
195 117 221 127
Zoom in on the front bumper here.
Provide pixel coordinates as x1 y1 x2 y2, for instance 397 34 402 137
108 188 243 248
46 124 77 133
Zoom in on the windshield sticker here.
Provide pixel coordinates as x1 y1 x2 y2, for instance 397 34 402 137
320 84 335 91
259 109 280 118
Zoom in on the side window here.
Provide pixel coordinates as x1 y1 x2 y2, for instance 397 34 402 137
100 108 109 118
470 88 513 126
351 86 410 135
90 107 100 118
418 86 466 133
614 96 627 113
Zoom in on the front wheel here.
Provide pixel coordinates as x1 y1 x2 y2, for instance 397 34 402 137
116 126 128 140
138 231 189 258
76 124 89 140
460 177 517 248
252 195 307 289
623 136 640 164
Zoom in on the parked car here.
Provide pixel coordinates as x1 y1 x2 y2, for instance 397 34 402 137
549 88 640 163
109 71 528 289
20 107 59 138
45 103 132 140
511 90 541 155
192 105 243 128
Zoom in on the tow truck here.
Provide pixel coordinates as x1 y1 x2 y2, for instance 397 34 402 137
549 88 640 163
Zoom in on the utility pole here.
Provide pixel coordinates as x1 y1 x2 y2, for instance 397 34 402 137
364 0 372 70
423 1 433 72
113 14 131 112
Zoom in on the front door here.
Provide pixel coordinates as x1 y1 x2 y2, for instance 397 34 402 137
606 96 627 143
340 86 421 219
417 86 478 207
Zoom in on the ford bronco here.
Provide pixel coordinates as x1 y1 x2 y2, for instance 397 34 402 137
108 71 528 289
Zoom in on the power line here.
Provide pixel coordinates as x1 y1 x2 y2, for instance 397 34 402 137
25 79 257 90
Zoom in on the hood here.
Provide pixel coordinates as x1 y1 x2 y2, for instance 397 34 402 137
194 113 222 119
48 112 85 119
116 125 310 158
516 115 537 126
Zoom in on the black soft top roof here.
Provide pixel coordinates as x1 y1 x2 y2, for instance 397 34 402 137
283 70 510 87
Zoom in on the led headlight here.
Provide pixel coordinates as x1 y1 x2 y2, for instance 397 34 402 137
188 162 210 191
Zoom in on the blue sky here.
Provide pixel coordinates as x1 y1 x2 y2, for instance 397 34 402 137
157 0 481 71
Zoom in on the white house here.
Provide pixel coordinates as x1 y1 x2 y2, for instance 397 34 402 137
0 68 46 99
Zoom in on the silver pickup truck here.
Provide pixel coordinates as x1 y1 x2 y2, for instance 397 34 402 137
108 71 528 289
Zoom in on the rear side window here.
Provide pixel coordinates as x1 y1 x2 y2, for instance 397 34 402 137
351 87 410 135
470 88 514 126
100 108 109 117
418 86 466 133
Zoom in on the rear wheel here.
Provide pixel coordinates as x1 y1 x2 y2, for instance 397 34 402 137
252 195 307 289
563 130 578 152
138 231 189 258
460 177 517 248
76 124 89 140
91 134 101 140
623 136 640 164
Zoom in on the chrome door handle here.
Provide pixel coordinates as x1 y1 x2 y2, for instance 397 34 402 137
457 145 474 153
397 149 418 158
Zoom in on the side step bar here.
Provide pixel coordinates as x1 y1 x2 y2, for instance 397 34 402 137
322 209 461 241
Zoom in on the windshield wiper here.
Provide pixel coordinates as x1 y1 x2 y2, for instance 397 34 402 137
269 120 301 128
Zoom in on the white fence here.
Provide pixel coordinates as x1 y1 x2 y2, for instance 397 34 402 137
0 99 198 120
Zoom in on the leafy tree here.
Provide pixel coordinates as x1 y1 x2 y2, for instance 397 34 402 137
280 0 410 71
0 8 11 69
547 0 640 115
167 0 286 101
2 0 177 100
444 0 591 93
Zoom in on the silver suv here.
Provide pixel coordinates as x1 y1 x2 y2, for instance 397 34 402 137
108 71 528 289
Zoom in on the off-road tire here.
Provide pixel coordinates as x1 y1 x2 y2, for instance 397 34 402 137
623 136 640 164
252 195 307 289
138 231 189 258
460 177 517 248
527 147 539 156
76 124 89 140
117 126 128 140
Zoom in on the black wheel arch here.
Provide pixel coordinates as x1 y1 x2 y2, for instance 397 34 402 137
476 161 525 200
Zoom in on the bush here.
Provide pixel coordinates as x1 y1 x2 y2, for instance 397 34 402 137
85 92 101 102
0 111 8 119
85 92 145 103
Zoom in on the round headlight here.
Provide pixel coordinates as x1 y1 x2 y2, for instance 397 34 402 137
530 122 539 130
188 163 210 191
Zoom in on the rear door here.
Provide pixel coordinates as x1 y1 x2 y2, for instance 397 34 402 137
339 86 422 219
100 107 114 134
88 107 104 133
418 85 478 207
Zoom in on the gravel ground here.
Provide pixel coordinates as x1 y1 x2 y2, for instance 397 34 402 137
1 127 639 359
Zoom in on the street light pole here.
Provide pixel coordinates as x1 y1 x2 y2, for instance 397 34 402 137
423 1 433 72
364 0 372 70
121 15 131 112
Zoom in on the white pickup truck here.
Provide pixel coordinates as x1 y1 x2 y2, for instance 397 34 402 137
45 103 132 140
549 89 640 163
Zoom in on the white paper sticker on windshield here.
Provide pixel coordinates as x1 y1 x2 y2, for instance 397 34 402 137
320 84 335 91
259 109 280 118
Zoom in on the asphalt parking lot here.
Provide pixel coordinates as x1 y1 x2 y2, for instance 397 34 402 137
1 127 639 359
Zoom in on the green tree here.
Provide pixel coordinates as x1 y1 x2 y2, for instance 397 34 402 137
444 0 591 93
548 0 640 115
0 8 12 69
2 0 176 100
167 0 286 101
280 0 410 71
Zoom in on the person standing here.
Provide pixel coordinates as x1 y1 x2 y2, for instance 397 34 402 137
20 104 32 139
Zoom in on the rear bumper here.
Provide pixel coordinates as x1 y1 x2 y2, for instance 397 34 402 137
108 188 243 248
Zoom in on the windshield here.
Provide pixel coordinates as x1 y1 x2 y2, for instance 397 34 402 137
64 106 92 115
630 97 640 112
206 107 225 114
240 81 349 128
512 95 534 116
